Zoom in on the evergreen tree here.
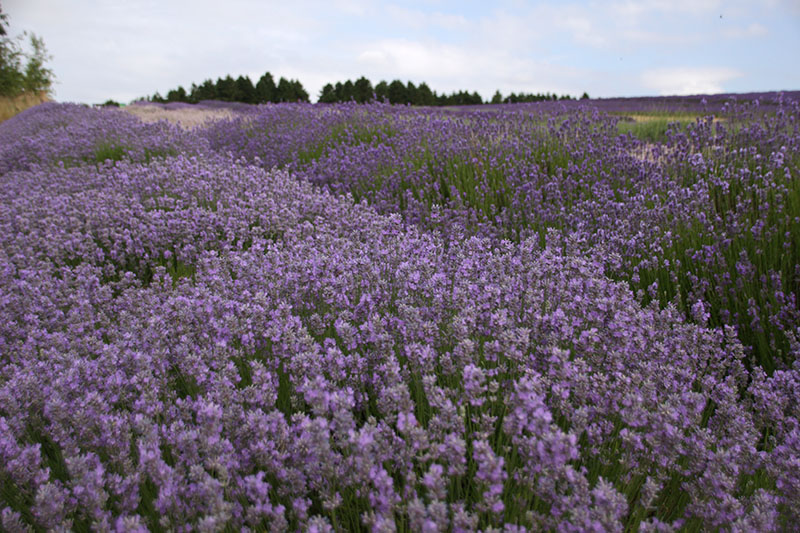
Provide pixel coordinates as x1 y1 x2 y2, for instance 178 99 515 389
387 79 406 104
318 83 336 103
194 79 217 101
374 80 388 102
216 75 239 101
188 83 199 103
342 79 355 102
166 85 187 102
274 77 291 102
255 72 275 103
333 81 344 102
416 82 434 106
289 79 309 102
353 76 373 103
235 75 256 104
581 91 590 100
491 90 503 104
405 81 418 105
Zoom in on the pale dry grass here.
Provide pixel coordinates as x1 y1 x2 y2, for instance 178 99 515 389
123 104 236 130
0 91 51 122
628 142 677 164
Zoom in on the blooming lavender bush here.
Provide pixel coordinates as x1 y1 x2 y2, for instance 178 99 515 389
1 98 798 530
203 96 800 371
0 102 201 174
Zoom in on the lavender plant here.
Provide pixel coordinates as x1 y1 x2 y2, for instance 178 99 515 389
0 97 798 530
201 96 799 370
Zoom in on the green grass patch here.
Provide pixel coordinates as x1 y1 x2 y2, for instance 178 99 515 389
615 115 698 143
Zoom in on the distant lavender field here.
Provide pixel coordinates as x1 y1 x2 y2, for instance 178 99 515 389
0 94 798 531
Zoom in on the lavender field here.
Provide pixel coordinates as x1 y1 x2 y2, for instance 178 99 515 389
1 94 799 531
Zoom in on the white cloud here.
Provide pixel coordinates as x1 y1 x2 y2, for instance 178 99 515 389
560 15 607 47
641 67 742 95
355 37 589 99
332 0 373 16
611 0 722 18
356 39 472 79
4 0 796 102
722 22 769 38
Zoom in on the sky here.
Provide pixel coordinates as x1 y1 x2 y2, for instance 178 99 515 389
3 0 800 104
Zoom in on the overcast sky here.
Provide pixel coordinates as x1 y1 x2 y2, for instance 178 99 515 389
4 0 800 104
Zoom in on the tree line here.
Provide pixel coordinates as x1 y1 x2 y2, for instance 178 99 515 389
146 73 309 104
321 77 587 106
0 4 54 97
146 72 589 106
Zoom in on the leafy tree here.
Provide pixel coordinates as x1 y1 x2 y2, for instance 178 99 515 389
255 72 275 103
0 34 23 95
581 91 590 100
21 34 51 93
0 6 54 97
491 90 503 104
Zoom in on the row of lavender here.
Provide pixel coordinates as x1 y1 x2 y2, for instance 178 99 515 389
0 101 798 530
199 97 800 372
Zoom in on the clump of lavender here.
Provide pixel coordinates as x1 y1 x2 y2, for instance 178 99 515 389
0 102 201 174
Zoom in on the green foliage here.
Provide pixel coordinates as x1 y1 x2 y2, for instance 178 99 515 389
166 85 187 103
150 71 310 105
255 72 275 103
353 76 373 103
387 79 407 104
21 33 52 93
318 82 336 103
374 80 388 101
92 142 128 164
1 19 53 98
235 75 256 104
616 116 696 142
